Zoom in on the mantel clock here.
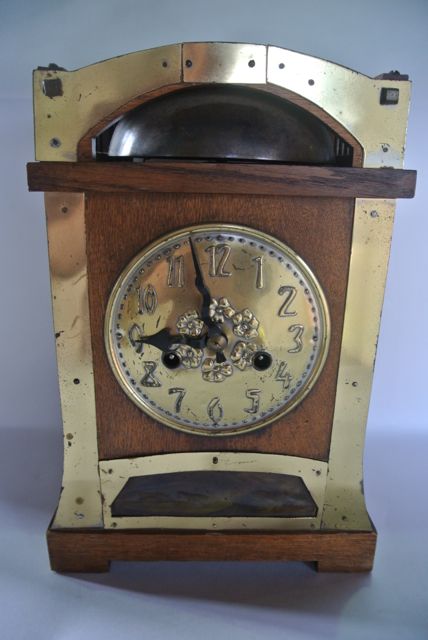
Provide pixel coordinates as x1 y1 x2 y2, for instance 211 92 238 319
27 42 416 572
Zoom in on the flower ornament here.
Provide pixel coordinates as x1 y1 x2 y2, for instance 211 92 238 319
176 310 204 337
230 341 257 371
201 357 233 383
232 308 259 339
209 297 235 324
174 345 203 369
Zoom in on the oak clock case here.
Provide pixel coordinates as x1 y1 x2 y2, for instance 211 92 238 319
27 42 416 573
105 224 330 436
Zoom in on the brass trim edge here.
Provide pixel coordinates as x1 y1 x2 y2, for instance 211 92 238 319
322 198 396 531
99 452 328 530
45 193 103 529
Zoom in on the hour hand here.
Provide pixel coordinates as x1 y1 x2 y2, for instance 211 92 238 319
134 328 205 352
134 328 176 352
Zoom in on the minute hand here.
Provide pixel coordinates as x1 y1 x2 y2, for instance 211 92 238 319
189 237 221 336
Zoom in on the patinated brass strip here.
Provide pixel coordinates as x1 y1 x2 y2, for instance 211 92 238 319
45 193 103 528
322 199 396 531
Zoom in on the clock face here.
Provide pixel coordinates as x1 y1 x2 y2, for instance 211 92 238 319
105 224 330 436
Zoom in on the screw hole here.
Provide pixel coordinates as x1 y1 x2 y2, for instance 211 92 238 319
248 59 255 68
73 378 80 385
185 59 192 68
162 61 168 68
47 114 51 118
61 206 68 214
308 79 315 86
50 137 61 148
212 456 219 464
278 62 285 69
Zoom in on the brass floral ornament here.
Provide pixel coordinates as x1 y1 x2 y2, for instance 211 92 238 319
176 310 204 337
177 301 261 382
209 297 235 323
232 308 259 339
201 358 233 383
230 341 257 370
174 344 203 369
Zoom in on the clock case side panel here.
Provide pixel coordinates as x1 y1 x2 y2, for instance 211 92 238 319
44 192 103 529
85 191 354 462
321 198 397 531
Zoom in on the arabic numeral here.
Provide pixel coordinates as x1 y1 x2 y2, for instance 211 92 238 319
139 284 158 315
167 255 184 287
253 256 264 289
275 361 292 390
244 389 261 414
205 244 231 277
278 285 297 317
128 323 144 354
207 397 224 424
141 361 161 387
168 387 186 413
288 324 304 353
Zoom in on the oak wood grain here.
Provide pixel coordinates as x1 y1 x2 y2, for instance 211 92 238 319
27 161 416 198
85 192 353 461
47 527 377 573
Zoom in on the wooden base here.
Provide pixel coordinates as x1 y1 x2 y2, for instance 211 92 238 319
47 528 376 573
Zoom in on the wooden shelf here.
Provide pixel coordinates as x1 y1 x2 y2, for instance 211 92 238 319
27 161 416 199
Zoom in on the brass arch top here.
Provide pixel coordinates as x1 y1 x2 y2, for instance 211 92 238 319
33 42 411 167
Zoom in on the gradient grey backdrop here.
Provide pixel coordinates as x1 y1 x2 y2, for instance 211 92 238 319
0 1 427 639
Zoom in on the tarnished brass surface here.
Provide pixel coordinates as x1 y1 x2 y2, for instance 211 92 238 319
104 224 330 436
321 199 397 531
33 42 411 168
99 452 327 530
182 42 266 84
33 44 182 162
45 193 103 529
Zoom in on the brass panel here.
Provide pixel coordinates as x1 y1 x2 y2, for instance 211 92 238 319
99 452 327 530
33 42 411 168
45 193 103 528
33 44 182 162
182 42 266 84
268 46 411 168
322 199 396 531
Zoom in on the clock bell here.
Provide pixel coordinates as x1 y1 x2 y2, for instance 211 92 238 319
27 43 416 572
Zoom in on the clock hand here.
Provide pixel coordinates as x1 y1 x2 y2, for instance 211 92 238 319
189 237 227 347
189 236 214 327
135 328 205 352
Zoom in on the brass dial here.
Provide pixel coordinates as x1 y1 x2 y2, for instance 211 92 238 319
105 224 330 436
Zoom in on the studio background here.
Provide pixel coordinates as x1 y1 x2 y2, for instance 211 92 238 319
0 1 426 639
